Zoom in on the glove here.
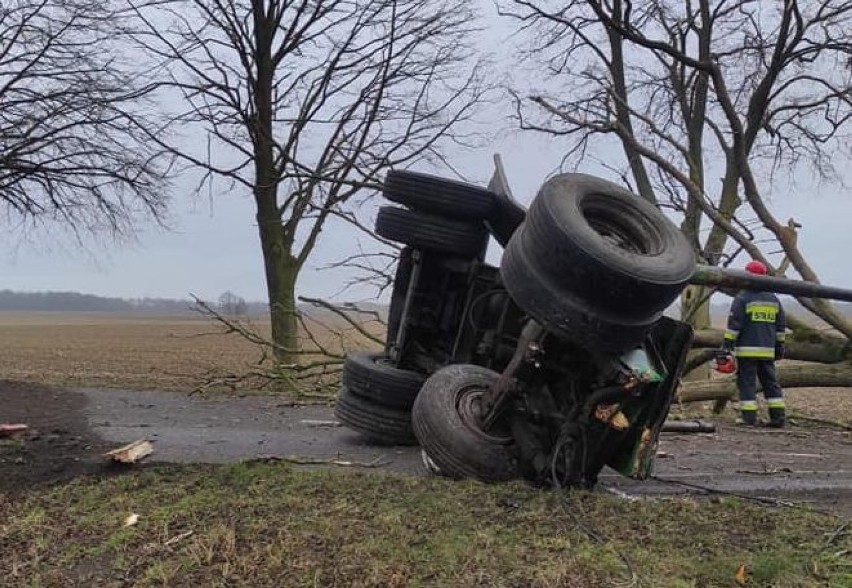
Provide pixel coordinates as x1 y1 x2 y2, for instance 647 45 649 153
775 343 785 360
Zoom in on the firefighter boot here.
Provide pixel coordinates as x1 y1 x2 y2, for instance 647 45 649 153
768 407 785 428
739 400 758 426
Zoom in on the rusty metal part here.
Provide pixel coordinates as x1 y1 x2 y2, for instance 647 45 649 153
479 321 545 432
690 264 852 301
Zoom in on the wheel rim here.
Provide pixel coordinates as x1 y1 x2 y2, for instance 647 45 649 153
455 385 513 445
581 194 664 256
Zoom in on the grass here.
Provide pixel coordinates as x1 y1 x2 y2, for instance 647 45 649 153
0 462 849 587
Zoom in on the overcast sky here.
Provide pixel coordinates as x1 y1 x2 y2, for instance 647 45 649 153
1 2 850 304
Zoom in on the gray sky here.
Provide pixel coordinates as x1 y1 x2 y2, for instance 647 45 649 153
0 131 568 302
1 2 850 304
2 131 849 304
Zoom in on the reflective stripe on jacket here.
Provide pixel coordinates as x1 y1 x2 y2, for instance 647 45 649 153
724 290 786 359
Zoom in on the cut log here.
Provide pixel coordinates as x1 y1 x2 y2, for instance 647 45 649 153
105 440 153 464
692 329 850 364
679 363 852 403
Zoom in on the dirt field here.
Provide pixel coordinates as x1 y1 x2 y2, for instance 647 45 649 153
0 312 264 391
0 311 381 393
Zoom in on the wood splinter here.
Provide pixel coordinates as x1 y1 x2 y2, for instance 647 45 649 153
105 439 154 464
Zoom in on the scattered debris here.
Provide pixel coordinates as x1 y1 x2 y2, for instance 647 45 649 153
736 467 793 476
123 513 139 527
252 454 389 468
606 488 643 502
421 449 441 475
105 440 153 464
661 420 716 434
789 414 852 432
735 563 748 586
164 530 194 547
300 419 342 428
0 423 29 440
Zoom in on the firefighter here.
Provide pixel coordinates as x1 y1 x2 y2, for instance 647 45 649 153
722 260 787 427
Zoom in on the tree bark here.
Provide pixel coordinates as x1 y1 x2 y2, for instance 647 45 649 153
692 329 850 364
679 363 852 403
256 204 299 363
681 285 712 381
608 0 655 204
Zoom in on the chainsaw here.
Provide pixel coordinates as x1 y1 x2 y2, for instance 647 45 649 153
712 349 737 374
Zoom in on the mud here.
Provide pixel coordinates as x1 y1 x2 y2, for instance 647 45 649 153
2 381 850 516
0 381 112 493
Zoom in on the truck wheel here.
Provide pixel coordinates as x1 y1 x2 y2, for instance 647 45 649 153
514 173 694 318
501 225 659 354
383 170 496 220
342 353 425 409
334 387 417 446
412 364 519 482
375 206 487 258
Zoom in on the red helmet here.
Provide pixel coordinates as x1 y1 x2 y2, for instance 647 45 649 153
745 260 768 275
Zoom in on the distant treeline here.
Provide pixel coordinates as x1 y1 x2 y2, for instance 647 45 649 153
0 290 267 314
2 289 846 318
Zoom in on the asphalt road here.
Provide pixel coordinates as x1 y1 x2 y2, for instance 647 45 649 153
77 387 852 516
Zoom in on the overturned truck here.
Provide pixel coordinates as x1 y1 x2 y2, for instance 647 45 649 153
334 169 852 489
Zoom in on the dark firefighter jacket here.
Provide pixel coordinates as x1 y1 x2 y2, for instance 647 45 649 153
724 290 787 359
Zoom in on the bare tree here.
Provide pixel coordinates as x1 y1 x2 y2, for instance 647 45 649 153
500 0 852 338
218 290 247 316
499 0 852 395
128 0 487 360
0 0 171 232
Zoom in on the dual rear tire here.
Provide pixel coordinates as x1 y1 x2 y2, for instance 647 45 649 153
500 174 694 353
334 352 425 445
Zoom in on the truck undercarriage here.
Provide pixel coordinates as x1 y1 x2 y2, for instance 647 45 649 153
333 167 852 489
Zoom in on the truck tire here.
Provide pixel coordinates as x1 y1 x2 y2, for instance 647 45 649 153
342 353 425 409
334 387 417 446
513 173 694 318
375 206 487 258
383 170 496 220
412 364 519 482
501 234 658 354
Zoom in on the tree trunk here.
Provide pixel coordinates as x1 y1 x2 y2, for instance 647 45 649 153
679 362 852 403
607 0 655 204
252 13 299 364
256 211 299 363
681 285 712 381
692 329 850 364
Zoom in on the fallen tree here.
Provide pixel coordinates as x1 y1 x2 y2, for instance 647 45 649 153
691 328 851 365
679 327 852 403
680 363 852 403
